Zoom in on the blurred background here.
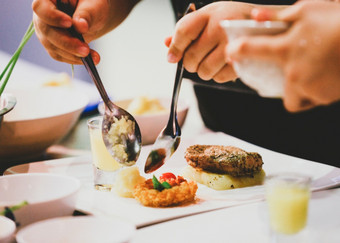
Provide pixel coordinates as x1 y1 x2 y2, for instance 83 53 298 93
0 0 204 160
0 0 198 101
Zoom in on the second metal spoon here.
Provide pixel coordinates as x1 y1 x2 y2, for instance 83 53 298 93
144 3 196 173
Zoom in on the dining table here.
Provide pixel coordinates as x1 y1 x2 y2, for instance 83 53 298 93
3 104 340 243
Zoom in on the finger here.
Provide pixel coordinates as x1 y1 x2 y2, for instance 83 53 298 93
90 50 100 65
212 64 237 83
183 22 222 73
44 42 84 64
275 3 304 22
227 35 285 63
283 81 317 112
32 0 72 28
251 7 277 21
72 0 93 34
283 93 316 112
44 26 90 57
167 12 209 63
164 36 172 48
195 43 227 81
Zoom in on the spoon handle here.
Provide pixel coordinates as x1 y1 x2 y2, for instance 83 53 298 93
165 60 184 137
56 0 112 109
164 3 196 137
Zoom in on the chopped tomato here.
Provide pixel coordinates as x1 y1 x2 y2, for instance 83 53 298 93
160 172 176 181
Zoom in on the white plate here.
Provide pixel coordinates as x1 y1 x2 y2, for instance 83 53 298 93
16 216 136 243
5 132 340 228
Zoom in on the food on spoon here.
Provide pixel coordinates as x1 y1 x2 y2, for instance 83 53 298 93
183 145 265 190
133 172 197 207
114 166 145 198
107 116 136 165
127 96 167 115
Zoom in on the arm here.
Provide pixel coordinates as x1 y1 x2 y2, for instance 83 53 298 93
32 0 140 64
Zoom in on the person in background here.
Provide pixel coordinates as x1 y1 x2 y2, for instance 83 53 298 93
225 0 340 112
167 0 340 168
32 0 340 168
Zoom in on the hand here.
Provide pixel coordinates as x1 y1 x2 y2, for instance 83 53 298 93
226 1 340 112
32 0 139 64
166 2 255 83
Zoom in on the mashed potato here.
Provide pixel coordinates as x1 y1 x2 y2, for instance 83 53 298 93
107 116 134 164
114 166 145 198
127 96 166 115
182 166 265 190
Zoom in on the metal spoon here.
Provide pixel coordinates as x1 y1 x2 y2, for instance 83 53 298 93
57 0 141 165
144 3 196 173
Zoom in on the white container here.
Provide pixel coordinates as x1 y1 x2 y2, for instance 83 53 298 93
220 20 289 98
0 173 80 227
0 216 16 243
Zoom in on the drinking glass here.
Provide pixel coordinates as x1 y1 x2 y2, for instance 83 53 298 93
265 173 311 242
87 116 122 191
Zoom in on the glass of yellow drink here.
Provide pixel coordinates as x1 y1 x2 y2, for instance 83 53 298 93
265 173 311 241
87 116 122 191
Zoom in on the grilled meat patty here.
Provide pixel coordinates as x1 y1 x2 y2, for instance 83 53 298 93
184 145 263 177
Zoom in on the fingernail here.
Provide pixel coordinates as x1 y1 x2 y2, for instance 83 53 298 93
61 19 72 28
77 46 89 56
78 17 87 25
167 53 177 63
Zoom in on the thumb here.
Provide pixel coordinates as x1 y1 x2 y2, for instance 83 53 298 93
71 0 91 34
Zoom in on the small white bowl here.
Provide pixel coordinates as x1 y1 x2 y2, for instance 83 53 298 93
98 97 189 145
220 20 289 98
0 216 16 243
16 216 136 243
0 173 80 228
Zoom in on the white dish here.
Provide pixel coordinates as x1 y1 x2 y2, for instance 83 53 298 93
16 216 136 243
98 97 189 145
0 173 80 227
4 132 340 229
0 86 88 164
220 20 289 98
0 216 16 243
41 132 339 228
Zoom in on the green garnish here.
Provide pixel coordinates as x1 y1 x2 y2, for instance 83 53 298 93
152 175 172 191
0 200 29 216
1 201 29 226
161 181 172 189
0 21 35 97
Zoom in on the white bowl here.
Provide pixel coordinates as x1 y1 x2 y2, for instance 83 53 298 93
0 86 88 166
0 173 80 228
0 216 16 243
16 216 136 243
98 97 189 145
220 20 289 98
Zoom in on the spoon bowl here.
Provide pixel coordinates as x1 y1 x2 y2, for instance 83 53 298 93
102 102 141 165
